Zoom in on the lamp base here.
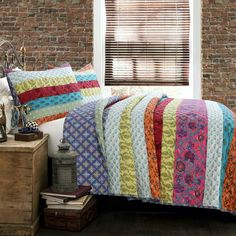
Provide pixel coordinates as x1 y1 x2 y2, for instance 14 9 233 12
51 183 78 193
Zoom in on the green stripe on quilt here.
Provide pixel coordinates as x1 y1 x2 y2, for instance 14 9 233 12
120 96 144 196
81 87 101 97
27 100 81 121
95 97 112 157
160 99 182 203
15 76 75 94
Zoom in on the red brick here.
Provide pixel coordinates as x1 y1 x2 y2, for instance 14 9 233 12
202 0 236 113
0 0 93 71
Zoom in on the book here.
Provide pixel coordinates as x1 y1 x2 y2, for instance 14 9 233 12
47 204 84 210
65 195 91 205
46 195 90 205
40 185 91 199
47 195 93 210
41 195 70 204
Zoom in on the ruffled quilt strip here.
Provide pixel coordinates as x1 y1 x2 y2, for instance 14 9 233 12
63 101 110 194
222 113 236 212
104 95 141 195
131 94 158 199
144 97 161 199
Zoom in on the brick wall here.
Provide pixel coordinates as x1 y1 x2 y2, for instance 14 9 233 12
0 0 93 71
202 0 236 113
1 0 236 112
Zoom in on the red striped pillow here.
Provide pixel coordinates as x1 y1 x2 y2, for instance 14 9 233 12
7 65 82 125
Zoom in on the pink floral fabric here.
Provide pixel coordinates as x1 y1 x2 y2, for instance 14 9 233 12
173 99 208 207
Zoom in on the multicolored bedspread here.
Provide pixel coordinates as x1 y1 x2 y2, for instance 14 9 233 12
63 94 236 213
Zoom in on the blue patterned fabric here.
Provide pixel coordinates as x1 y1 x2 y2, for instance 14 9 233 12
63 101 109 194
27 92 82 111
74 73 97 82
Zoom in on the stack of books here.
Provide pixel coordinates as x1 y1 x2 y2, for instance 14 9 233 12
40 185 92 210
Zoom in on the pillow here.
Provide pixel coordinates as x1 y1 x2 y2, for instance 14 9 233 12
5 67 23 106
7 65 82 125
74 64 102 104
0 77 14 133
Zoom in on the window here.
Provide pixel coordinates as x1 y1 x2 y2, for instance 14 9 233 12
105 0 190 86
93 0 201 99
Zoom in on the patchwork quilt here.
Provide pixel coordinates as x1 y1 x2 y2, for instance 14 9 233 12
63 94 236 213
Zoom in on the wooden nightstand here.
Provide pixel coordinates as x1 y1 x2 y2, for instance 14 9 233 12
0 134 49 236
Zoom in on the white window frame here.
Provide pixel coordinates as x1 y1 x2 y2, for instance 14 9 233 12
93 0 202 99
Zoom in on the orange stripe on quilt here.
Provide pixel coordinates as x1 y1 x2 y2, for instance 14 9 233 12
222 114 236 212
35 112 68 125
144 97 160 199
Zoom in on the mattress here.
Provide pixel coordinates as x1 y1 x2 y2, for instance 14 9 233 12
39 118 65 157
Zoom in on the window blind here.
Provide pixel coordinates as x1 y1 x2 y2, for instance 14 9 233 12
105 0 190 86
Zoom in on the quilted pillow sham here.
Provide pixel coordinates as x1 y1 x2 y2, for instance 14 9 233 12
7 65 82 125
74 63 102 104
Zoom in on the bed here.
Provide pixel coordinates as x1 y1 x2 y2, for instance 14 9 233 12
63 93 236 215
1 40 236 215
39 118 65 156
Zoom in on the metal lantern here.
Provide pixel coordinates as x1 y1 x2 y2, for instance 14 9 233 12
51 138 77 192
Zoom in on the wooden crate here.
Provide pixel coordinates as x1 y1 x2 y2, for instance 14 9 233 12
44 197 97 231
0 135 49 236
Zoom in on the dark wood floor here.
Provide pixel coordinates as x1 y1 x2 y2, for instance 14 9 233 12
37 196 236 236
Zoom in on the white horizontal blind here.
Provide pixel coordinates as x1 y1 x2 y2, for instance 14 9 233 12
105 0 190 86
